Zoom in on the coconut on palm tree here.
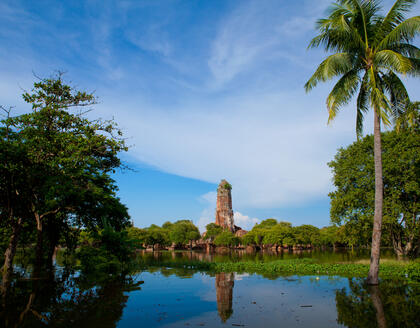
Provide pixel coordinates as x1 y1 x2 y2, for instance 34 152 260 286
305 0 420 284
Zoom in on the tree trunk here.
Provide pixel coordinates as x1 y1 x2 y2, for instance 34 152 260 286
367 108 383 285
2 218 22 278
34 213 44 273
2 218 22 300
391 230 404 258
369 285 387 328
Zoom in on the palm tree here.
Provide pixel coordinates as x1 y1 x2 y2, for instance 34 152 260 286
305 0 420 284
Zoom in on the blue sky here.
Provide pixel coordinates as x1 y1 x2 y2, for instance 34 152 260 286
1 0 419 231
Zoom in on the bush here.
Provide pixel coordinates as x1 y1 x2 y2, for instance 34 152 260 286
76 225 134 274
214 231 239 247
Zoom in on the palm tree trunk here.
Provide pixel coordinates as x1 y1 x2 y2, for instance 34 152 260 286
367 107 383 285
369 285 387 328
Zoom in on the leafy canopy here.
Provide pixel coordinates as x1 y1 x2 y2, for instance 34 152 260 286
305 0 420 136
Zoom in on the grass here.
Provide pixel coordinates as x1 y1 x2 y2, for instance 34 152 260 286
143 258 420 282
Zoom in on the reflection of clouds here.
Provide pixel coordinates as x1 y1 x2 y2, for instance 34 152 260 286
199 289 216 303
234 273 249 281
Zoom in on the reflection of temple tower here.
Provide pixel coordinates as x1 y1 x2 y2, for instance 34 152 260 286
215 180 234 232
215 273 234 322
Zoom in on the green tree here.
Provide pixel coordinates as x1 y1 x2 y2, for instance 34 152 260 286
144 225 170 250
241 231 259 246
1 74 130 277
256 218 278 229
329 130 420 257
126 227 148 249
262 223 294 247
293 225 321 246
305 0 420 284
319 226 341 247
205 223 223 241
214 231 240 247
169 220 201 248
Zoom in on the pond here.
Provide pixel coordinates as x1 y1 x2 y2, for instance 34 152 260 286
1 250 419 328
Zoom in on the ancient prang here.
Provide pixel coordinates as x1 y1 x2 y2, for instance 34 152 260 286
215 180 247 237
215 179 235 232
215 273 234 322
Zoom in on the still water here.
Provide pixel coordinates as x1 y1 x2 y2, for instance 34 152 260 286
1 250 419 328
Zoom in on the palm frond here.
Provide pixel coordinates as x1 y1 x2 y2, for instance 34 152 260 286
309 2 367 53
395 100 420 131
381 71 410 120
406 57 420 76
375 0 417 43
326 69 360 123
377 16 420 51
356 72 370 137
305 53 356 92
374 49 413 73
389 42 420 57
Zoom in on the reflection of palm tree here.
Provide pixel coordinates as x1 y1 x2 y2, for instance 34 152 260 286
215 273 234 322
368 285 387 328
335 278 420 328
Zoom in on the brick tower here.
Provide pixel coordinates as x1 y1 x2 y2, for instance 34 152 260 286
215 179 234 232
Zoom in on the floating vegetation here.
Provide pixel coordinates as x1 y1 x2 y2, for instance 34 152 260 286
144 258 420 282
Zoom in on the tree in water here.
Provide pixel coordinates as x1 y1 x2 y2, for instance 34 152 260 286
329 130 420 257
0 73 130 281
305 0 420 284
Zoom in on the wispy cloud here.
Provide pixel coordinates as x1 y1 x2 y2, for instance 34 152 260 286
1 0 419 228
207 0 332 89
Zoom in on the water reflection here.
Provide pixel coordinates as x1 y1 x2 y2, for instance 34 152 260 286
135 248 399 265
215 273 234 322
0 269 143 328
335 279 420 328
1 250 419 328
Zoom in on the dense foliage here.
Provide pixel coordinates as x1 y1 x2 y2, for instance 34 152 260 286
125 220 201 250
329 130 420 257
239 219 335 248
0 74 130 278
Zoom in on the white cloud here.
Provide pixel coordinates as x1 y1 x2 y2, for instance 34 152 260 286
105 87 358 212
197 208 214 234
195 192 259 232
234 212 260 231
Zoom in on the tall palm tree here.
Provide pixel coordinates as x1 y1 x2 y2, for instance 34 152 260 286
305 0 420 284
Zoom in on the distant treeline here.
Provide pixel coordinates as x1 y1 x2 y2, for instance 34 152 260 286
122 215 413 255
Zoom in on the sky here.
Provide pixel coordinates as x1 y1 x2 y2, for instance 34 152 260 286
1 0 419 231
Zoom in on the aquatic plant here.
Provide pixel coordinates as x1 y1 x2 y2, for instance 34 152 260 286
147 258 420 282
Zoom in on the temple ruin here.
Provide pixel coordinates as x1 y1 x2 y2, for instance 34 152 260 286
215 179 235 232
214 179 247 236
215 272 234 322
